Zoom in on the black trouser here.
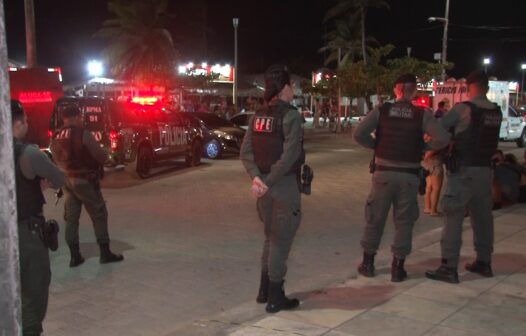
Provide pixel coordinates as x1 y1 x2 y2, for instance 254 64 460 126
18 219 51 336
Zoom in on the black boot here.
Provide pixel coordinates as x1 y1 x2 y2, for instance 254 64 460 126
265 281 299 313
425 259 459 284
68 243 85 268
465 260 493 277
256 271 269 304
99 243 124 264
391 257 408 282
357 252 375 277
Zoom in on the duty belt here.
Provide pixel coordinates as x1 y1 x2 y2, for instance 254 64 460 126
376 165 420 176
18 215 45 232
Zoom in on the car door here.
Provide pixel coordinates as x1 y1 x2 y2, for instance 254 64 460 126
167 112 190 155
152 108 172 159
508 106 523 140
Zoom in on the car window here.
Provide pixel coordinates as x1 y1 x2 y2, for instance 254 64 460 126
509 107 519 118
231 114 248 126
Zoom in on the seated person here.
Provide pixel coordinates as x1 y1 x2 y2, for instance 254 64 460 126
493 152 525 208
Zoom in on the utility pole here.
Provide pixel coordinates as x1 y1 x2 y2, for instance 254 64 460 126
441 0 450 81
232 18 239 107
337 47 342 133
24 0 37 67
0 1 23 334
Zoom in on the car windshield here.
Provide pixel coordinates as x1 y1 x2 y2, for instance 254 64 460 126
195 113 235 127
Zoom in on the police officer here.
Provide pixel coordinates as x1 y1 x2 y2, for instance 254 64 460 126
240 65 304 313
426 70 502 284
50 105 123 267
353 74 450 282
11 100 65 336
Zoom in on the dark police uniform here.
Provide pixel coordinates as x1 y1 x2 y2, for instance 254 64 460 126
354 98 450 281
51 124 122 265
241 98 304 312
426 96 502 282
14 139 64 336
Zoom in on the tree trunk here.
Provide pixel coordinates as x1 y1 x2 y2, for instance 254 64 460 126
0 1 23 334
24 0 37 67
361 6 367 65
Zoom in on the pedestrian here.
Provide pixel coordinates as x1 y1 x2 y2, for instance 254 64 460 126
240 64 305 313
353 74 450 282
50 105 123 267
421 149 445 216
434 100 449 119
11 100 65 336
426 70 502 284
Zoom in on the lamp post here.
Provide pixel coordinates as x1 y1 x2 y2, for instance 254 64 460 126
521 64 526 104
483 58 491 73
428 0 450 81
233 18 239 107
87 60 104 97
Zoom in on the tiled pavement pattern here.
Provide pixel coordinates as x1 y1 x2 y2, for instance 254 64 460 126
179 205 526 336
40 132 525 336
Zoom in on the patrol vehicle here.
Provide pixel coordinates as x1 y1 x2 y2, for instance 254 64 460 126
50 97 204 178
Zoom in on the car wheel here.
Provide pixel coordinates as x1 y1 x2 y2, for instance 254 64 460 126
517 129 526 148
136 145 153 178
205 140 222 159
186 141 202 167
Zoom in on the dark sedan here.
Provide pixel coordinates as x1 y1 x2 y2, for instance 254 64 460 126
185 112 246 159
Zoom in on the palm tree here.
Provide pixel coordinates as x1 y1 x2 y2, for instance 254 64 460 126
95 0 177 83
319 16 378 67
325 0 389 65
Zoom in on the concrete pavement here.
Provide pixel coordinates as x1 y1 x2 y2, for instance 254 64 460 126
176 204 526 336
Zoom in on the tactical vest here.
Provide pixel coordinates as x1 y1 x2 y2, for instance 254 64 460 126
375 101 425 163
52 126 99 174
454 102 502 167
14 141 45 221
252 101 305 175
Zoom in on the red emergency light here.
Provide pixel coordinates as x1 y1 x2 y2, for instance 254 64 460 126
412 96 429 107
109 130 119 151
18 91 53 104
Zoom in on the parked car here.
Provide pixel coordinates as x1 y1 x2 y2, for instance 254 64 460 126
50 97 204 178
229 112 255 130
186 112 245 159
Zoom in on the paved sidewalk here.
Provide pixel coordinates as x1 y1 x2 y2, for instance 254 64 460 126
176 204 526 336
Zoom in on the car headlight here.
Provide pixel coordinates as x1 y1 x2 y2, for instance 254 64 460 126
213 130 233 140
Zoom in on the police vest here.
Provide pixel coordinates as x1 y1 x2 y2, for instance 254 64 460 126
14 141 45 221
375 102 425 163
251 101 305 175
52 126 100 174
455 102 502 167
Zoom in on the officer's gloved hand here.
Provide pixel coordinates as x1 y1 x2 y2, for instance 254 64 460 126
251 176 268 198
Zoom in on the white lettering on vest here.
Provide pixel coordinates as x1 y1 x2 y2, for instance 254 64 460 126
389 106 414 119
55 128 71 140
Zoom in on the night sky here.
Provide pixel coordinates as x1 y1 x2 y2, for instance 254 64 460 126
4 0 526 84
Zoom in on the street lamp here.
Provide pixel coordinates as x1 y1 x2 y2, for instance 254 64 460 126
427 0 450 81
483 58 491 72
87 60 104 78
520 63 526 104
232 18 239 107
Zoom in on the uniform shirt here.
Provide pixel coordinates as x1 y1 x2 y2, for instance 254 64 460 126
440 95 497 136
17 141 65 189
353 100 451 168
81 130 108 165
240 105 303 188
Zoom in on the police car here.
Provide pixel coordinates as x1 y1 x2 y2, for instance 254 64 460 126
50 97 204 178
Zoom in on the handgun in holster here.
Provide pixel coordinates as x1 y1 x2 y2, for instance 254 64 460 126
300 165 314 195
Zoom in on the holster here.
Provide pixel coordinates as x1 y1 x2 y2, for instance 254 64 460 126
444 145 459 173
23 216 59 251
418 168 428 196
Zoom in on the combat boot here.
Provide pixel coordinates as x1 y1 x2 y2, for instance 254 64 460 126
465 260 493 277
391 257 408 282
357 252 375 277
425 259 459 284
68 243 85 268
256 271 269 304
99 243 124 264
265 281 299 313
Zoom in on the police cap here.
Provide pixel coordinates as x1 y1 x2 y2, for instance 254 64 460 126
394 73 417 85
466 70 489 88
61 105 81 118
264 64 291 102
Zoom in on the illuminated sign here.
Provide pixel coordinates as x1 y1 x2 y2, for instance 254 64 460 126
312 72 335 86
131 96 159 105
18 91 53 104
178 63 234 83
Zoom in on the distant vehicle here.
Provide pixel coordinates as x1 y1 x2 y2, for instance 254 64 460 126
9 67 64 149
229 112 255 130
186 112 245 159
50 96 204 178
